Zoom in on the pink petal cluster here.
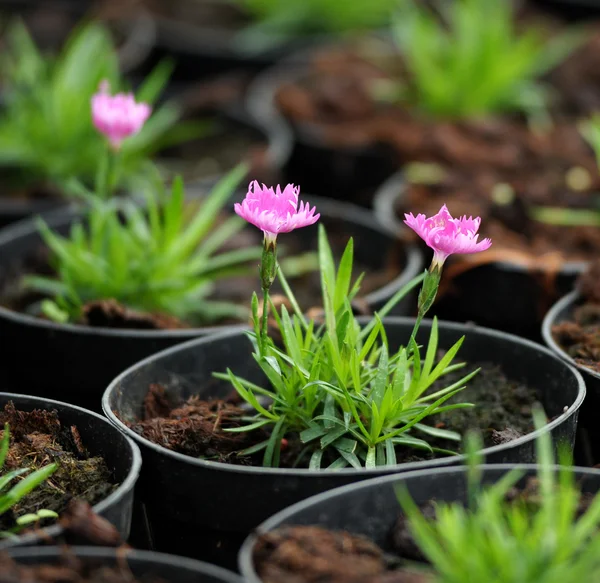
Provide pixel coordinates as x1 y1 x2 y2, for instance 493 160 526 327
234 181 320 244
404 204 492 267
91 80 151 149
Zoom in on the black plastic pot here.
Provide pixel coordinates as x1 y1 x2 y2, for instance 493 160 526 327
245 44 399 206
374 171 586 339
0 190 421 412
5 546 242 582
532 0 600 19
542 290 600 466
237 463 600 581
0 392 141 549
102 316 584 569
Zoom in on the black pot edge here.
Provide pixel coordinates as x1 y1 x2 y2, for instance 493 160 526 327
6 546 242 582
542 290 600 381
102 315 586 479
236 462 600 580
373 170 590 278
0 191 422 339
0 392 142 546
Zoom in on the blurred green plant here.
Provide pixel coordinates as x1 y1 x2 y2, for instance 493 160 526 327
0 19 204 195
387 0 584 120
0 423 58 538
233 0 395 51
398 408 600 583
24 165 263 325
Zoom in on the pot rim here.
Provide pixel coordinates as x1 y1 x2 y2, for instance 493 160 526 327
236 462 600 579
542 289 600 380
6 545 241 581
0 391 142 545
373 170 589 276
0 190 422 338
102 315 586 478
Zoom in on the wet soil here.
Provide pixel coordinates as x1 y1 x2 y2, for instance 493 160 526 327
552 259 600 373
274 11 600 263
252 476 594 583
0 551 167 583
0 214 405 331
0 402 118 532
128 360 539 467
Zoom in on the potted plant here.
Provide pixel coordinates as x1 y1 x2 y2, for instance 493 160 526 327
543 259 600 466
0 392 140 549
102 194 584 568
0 91 421 410
238 411 600 582
1 547 242 582
0 17 192 226
143 0 396 82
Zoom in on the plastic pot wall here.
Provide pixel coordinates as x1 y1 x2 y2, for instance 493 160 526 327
374 171 585 340
543 290 600 466
102 317 584 568
5 546 242 583
237 464 600 581
0 193 420 411
0 393 141 549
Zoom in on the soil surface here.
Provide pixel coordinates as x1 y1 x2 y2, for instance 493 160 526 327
0 551 167 583
128 360 539 467
552 259 600 373
0 402 118 532
252 477 595 583
0 216 405 331
274 8 600 263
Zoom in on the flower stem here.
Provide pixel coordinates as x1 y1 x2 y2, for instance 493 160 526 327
259 239 278 354
409 264 442 347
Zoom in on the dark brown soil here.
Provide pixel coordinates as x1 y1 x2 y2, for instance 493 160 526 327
0 551 167 583
275 13 600 263
253 476 594 583
129 360 539 467
0 402 118 532
253 525 433 583
552 259 600 373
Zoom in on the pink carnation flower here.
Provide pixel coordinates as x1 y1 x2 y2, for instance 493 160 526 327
234 181 320 245
91 80 151 150
404 204 492 268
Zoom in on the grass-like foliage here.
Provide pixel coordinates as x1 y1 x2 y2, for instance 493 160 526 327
0 424 57 537
25 166 262 325
391 0 583 119
234 0 395 51
219 225 477 469
0 19 200 192
398 409 600 582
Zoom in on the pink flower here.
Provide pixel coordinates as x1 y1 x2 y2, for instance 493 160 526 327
91 80 151 150
404 204 492 268
234 181 320 245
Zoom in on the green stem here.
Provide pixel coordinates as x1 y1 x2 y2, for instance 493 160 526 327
409 264 442 349
258 240 278 355
260 285 269 354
